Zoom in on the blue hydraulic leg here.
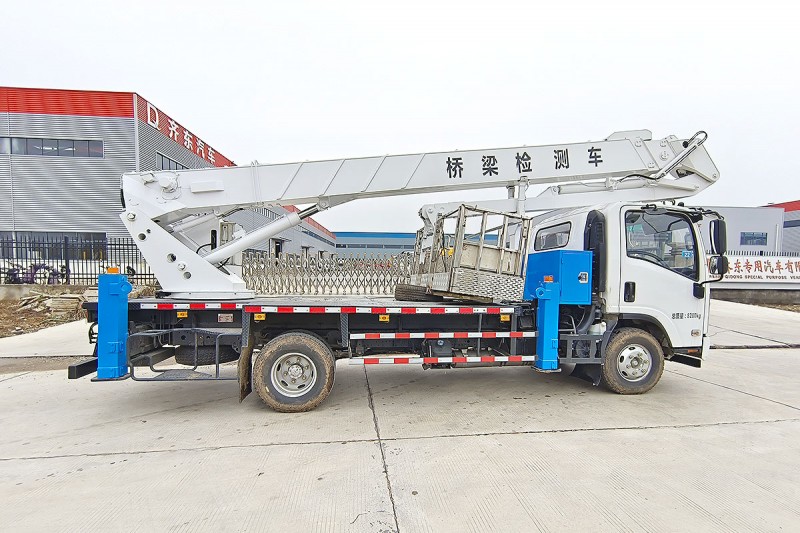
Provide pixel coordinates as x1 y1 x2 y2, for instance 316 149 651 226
534 282 561 371
96 272 132 380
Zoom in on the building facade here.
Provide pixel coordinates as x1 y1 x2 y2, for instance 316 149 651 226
764 200 800 253
333 231 417 257
0 87 335 256
697 206 784 255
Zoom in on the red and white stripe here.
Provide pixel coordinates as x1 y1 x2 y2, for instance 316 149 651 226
242 306 515 315
350 331 536 340
141 303 517 315
140 302 243 310
350 355 537 365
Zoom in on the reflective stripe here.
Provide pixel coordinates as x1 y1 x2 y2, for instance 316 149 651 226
141 304 517 314
141 303 244 310
349 331 536 340
243 306 516 314
350 355 536 365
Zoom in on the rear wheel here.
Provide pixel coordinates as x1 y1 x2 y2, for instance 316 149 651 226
600 327 664 394
253 331 335 412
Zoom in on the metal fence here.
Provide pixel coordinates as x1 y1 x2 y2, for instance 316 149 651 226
0 237 412 292
242 251 413 295
0 237 156 286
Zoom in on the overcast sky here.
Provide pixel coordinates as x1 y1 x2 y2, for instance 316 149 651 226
5 0 798 232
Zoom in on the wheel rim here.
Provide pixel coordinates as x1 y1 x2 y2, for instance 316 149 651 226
270 352 317 397
616 344 652 382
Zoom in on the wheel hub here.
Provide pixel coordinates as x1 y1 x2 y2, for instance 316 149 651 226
617 344 651 382
287 364 303 379
271 353 317 397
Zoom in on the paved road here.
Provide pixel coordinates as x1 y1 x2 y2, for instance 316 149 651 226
1 346 799 531
0 320 92 358
709 299 800 347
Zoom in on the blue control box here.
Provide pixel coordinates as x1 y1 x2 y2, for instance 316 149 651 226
524 250 593 304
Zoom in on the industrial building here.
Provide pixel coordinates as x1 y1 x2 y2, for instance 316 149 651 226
765 200 800 253
333 231 417 257
697 206 785 254
0 86 335 258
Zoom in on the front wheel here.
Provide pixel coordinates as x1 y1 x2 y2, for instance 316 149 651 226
253 332 335 412
601 328 665 394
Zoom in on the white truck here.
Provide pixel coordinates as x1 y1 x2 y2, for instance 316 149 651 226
71 129 729 412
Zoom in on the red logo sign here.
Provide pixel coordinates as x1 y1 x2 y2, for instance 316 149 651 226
137 95 234 168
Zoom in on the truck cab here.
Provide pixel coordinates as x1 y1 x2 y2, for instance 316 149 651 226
530 201 727 387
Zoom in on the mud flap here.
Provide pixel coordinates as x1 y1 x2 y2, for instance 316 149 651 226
238 335 255 402
570 364 602 386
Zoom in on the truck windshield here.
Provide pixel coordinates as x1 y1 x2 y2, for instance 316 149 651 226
625 210 698 280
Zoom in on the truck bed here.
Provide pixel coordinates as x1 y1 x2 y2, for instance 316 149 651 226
85 296 519 314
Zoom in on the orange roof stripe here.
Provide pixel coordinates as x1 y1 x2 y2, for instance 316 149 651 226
0 87 134 117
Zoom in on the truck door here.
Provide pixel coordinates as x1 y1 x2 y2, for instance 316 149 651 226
619 208 704 349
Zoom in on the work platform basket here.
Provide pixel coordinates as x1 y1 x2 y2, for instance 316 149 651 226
407 205 532 302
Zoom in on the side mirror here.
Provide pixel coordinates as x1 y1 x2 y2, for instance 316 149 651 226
710 219 727 255
709 255 729 276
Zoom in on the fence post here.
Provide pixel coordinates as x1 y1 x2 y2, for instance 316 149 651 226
63 236 71 284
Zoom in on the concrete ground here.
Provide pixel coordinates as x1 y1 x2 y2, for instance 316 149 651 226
708 299 800 347
0 320 93 357
1 302 799 531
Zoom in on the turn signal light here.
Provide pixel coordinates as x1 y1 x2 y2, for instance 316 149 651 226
544 275 554 282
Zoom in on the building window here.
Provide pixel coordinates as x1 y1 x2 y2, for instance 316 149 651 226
58 139 74 156
74 140 89 157
26 138 43 155
0 137 103 158
42 138 58 156
11 138 26 154
157 153 187 170
88 140 103 157
740 232 768 246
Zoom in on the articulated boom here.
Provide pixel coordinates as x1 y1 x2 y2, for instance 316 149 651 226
120 129 718 299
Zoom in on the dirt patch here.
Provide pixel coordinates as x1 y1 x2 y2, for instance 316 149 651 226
0 300 82 338
759 304 800 313
0 356 88 375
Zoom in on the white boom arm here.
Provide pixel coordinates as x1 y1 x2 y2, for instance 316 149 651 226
120 129 718 298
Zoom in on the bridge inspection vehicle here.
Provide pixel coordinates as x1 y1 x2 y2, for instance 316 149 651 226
71 129 729 412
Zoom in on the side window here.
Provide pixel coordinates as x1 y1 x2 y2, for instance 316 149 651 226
625 210 697 280
534 222 571 251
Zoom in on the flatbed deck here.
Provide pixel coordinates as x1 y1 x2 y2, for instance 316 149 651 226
124 296 519 315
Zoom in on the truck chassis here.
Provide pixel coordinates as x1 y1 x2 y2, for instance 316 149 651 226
77 291 613 410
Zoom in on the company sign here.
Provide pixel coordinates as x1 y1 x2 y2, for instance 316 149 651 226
713 255 800 283
136 95 234 168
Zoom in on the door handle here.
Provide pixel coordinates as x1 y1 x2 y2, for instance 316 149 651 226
624 282 636 302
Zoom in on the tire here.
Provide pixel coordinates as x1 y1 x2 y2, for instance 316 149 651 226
175 345 239 366
394 283 443 302
600 327 665 394
253 331 336 412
